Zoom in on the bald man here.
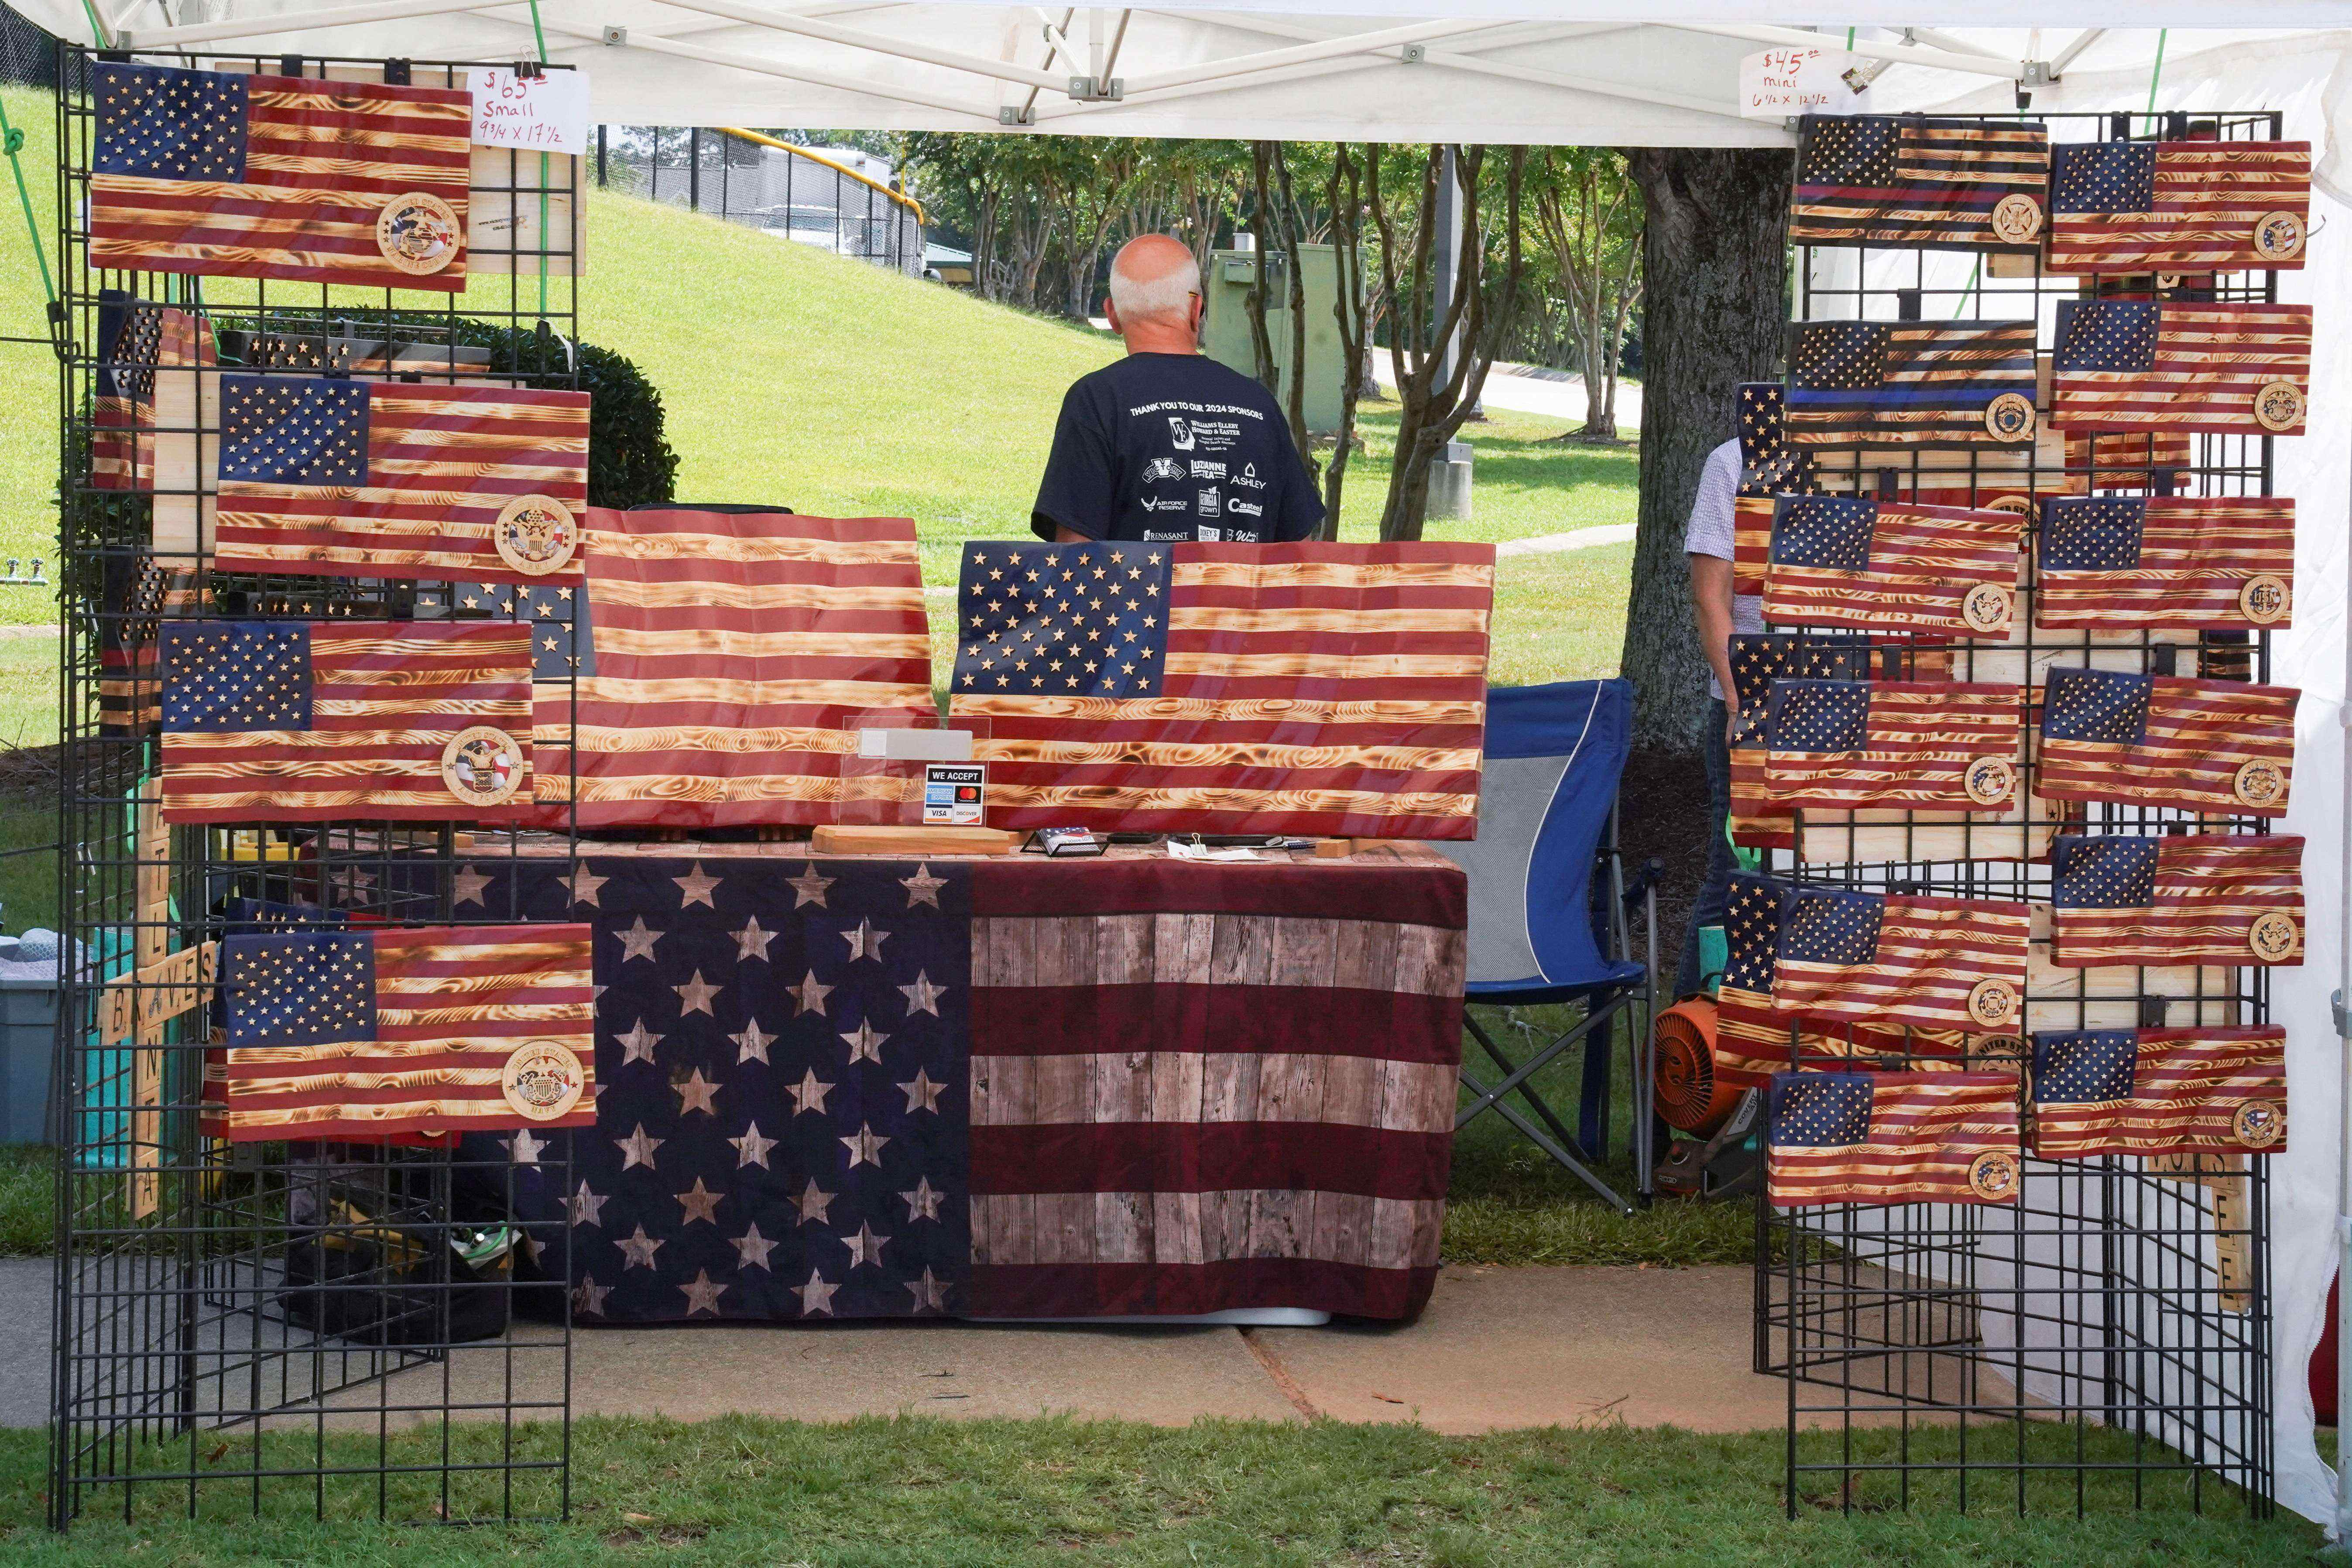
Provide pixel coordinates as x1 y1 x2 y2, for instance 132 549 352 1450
1031 233 1325 546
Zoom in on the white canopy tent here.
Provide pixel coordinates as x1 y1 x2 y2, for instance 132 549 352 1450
12 0 2351 1531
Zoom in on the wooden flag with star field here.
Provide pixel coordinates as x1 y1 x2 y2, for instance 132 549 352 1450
157 620 535 823
216 923 593 1141
1784 320 2039 449
1790 115 2050 252
2050 300 2311 436
485 508 936 828
89 62 472 290
477 849 1467 1322
2029 1027 2287 1158
1770 886 2031 1035
2034 496 2295 631
204 372 591 585
1725 634 1879 851
2036 669 2298 819
1733 381 1821 596
947 540 1494 840
1762 679 2020 814
2049 834 2304 968
1769 1071 2023 1208
2046 139 2310 274
1762 495 2023 637
89 296 213 492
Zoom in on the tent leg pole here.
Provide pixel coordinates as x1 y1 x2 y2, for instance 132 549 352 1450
2334 439 2352 1542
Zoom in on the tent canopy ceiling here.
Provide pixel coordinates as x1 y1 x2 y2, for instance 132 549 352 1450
12 5 2347 147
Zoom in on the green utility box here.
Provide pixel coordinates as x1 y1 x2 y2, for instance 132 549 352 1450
1200 243 1354 436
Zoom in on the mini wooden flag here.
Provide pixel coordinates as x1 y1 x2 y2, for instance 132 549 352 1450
1790 116 2051 252
2034 496 2295 631
2049 833 2304 968
2050 300 2311 436
1769 886 2031 1035
2036 669 2297 819
1786 321 2040 449
2046 140 2309 274
1769 1070 2023 1207
1763 679 2020 814
2028 1027 2287 1158
1762 495 2023 637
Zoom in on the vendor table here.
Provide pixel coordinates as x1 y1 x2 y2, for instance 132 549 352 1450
467 841 1468 1323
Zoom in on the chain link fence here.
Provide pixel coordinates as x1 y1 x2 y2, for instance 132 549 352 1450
594 126 927 277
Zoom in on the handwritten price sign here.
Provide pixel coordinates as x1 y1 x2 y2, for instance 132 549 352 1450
1738 47 1872 121
468 68 591 155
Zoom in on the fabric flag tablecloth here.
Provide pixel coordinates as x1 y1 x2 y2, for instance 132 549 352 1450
471 846 1468 1322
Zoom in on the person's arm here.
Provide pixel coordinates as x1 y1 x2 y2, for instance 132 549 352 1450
1054 526 1089 544
1689 552 1739 741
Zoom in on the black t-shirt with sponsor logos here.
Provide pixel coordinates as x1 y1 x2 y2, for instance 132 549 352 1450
1030 352 1326 545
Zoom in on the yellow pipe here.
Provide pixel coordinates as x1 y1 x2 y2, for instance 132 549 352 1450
717 127 926 226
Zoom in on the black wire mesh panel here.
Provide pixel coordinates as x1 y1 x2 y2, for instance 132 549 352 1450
1754 107 2282 1517
51 46 584 1527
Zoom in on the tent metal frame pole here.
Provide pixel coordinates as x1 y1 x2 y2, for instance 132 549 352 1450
119 0 523 49
2335 422 2352 1544
2049 27 2108 77
1114 17 1518 96
643 0 1073 92
534 16 1005 123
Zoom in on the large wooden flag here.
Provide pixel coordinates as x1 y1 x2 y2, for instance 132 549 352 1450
208 373 591 585
1726 634 1878 851
2050 300 2311 436
1790 115 2050 251
1785 321 2039 449
1769 1071 2023 1207
2037 669 2297 819
90 62 472 290
158 620 535 823
1732 382 1820 595
2028 1027 2287 1157
1762 495 2023 636
2047 140 2310 274
2035 496 2295 631
949 541 1494 840
218 923 593 1141
1762 679 2020 813
1772 886 2030 1034
2050 833 2304 968
490 509 936 828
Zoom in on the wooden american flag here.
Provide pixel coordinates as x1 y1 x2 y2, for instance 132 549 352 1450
2028 1027 2287 1158
1762 679 2019 813
489 509 936 828
1790 115 2050 250
2035 496 2295 631
1725 634 1878 851
1772 886 2030 1035
218 924 593 1141
2064 428 2191 491
949 541 1493 840
1785 321 2039 449
1769 1071 2022 1208
1731 381 1819 596
1762 495 2023 636
2050 300 2311 436
90 62 471 291
2037 669 2297 819
89 298 213 491
98 554 205 736
209 373 590 586
1710 875 1953 1082
2049 833 2304 968
158 620 534 823
2047 140 2310 274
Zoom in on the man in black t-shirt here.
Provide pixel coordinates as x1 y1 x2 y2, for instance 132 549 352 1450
1031 233 1325 546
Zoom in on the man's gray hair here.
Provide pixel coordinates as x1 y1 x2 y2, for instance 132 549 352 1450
1108 242 1200 323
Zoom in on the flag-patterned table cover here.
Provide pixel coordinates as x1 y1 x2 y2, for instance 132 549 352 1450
469 842 1468 1322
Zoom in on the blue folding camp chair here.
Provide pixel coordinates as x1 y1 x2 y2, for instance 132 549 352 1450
1432 679 1661 1213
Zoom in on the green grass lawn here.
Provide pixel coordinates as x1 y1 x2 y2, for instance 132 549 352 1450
0 1416 2315 1564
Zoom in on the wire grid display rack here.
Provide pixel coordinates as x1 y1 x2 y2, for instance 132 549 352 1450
51 47 583 1527
1752 107 2282 1517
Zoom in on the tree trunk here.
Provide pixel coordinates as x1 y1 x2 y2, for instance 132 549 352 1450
1619 148 1790 753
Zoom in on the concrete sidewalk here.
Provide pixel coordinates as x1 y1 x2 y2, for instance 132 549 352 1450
10 1263 1884 1433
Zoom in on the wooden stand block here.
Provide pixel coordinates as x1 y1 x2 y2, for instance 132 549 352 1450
809 824 1021 856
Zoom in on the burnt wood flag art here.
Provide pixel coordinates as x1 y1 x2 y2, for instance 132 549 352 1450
2047 139 2310 274
1725 634 1879 851
1762 495 2024 637
1785 320 2040 449
1733 381 1821 596
1767 886 2032 1036
2049 833 2304 968
947 541 1494 840
1790 115 2051 251
2050 300 2312 436
89 296 213 492
480 509 937 829
90 62 472 290
1762 679 2020 814
2036 669 2298 819
1769 1071 2023 1207
2034 496 2295 631
158 620 535 823
208 374 592 586
217 924 594 1141
2029 1027 2287 1158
